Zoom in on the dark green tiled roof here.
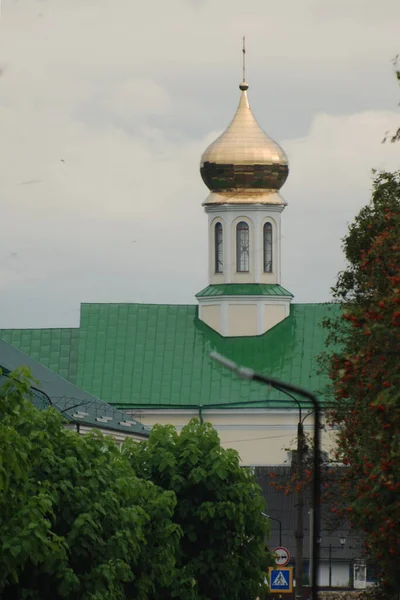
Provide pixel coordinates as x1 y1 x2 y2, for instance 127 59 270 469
0 328 79 384
0 366 148 437
196 284 293 297
50 396 149 437
77 302 338 408
0 341 149 438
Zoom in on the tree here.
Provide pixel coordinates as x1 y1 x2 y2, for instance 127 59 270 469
0 368 179 600
321 171 400 595
126 419 274 600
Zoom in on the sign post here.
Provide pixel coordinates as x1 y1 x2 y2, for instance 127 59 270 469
268 567 294 594
274 546 290 567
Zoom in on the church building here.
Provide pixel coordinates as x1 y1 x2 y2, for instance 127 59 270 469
0 71 337 465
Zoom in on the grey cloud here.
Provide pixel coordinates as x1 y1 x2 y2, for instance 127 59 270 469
0 0 399 327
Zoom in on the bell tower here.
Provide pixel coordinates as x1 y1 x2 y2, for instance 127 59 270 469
196 42 293 337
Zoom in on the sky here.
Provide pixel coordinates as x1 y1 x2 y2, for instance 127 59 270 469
0 0 399 328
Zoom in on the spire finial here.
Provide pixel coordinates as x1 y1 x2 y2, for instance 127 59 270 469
242 36 246 81
239 36 249 91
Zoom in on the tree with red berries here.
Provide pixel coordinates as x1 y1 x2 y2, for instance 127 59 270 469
321 170 400 595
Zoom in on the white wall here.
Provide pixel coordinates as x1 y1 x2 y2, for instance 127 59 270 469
206 204 284 286
317 562 351 588
128 409 336 465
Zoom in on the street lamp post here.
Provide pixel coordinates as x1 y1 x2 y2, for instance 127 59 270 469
262 512 282 547
210 352 322 600
259 408 315 600
317 537 346 588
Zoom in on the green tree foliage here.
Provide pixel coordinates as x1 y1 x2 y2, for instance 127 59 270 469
1 371 271 599
126 419 273 600
0 368 179 600
321 171 400 594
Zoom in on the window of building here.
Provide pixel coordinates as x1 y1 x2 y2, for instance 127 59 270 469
236 221 249 272
263 222 273 272
215 222 223 273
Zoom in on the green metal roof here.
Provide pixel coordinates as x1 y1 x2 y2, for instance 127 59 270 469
0 341 149 437
50 396 149 437
1 303 339 410
196 284 293 297
0 328 79 384
75 302 338 408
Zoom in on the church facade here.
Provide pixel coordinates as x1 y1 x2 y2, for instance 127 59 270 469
0 75 337 465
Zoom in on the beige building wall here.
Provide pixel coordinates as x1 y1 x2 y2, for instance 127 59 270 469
128 409 336 465
265 304 287 331
198 297 291 337
228 304 258 336
201 304 222 334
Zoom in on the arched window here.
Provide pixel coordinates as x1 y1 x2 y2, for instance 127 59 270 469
263 222 273 273
236 221 249 272
215 222 223 273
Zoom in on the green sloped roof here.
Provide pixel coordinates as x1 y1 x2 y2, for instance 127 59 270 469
0 328 79 384
196 284 293 297
0 367 148 437
0 342 149 438
77 302 339 408
50 396 149 437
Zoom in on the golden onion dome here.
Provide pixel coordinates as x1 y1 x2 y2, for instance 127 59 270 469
200 83 289 192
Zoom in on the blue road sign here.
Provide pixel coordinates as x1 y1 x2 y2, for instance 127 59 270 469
268 567 293 593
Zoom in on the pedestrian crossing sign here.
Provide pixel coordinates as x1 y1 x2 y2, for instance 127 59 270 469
268 567 293 593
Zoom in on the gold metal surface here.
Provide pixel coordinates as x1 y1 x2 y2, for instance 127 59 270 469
201 90 288 167
200 88 289 192
203 190 287 206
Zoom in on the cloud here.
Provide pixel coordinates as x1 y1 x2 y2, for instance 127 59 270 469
0 0 399 327
282 110 400 300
